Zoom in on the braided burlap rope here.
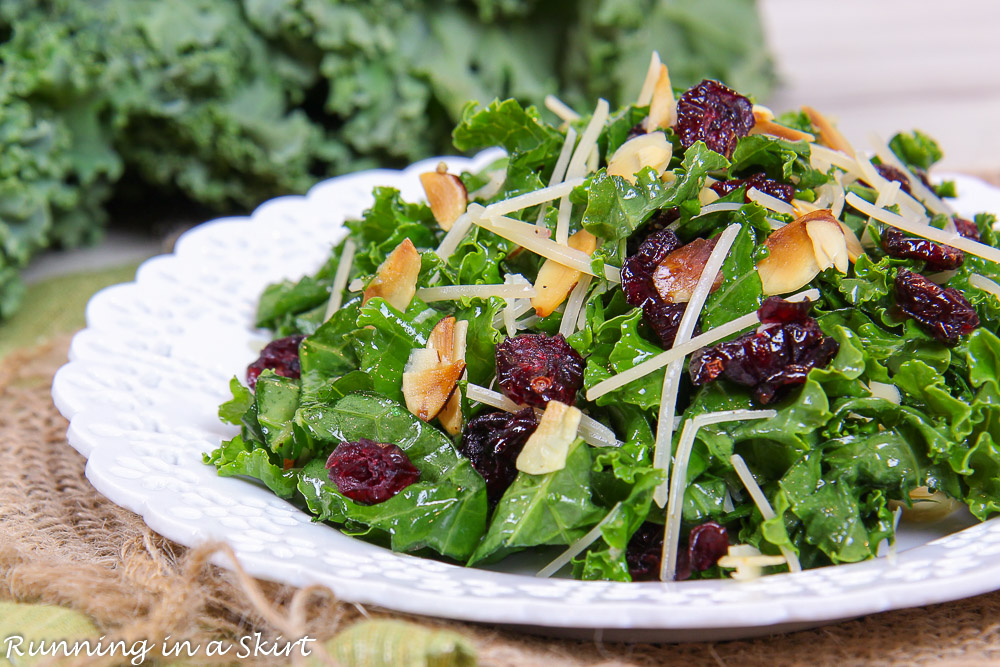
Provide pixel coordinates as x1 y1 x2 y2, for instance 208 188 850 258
3 336 1000 666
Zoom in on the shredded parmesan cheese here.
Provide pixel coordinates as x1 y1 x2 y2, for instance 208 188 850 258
557 99 610 245
348 278 365 293
537 127 579 227
729 454 802 573
323 239 357 320
660 410 777 581
869 381 901 404
484 177 584 219
545 94 581 123
493 299 533 327
469 169 506 202
475 214 618 277
536 502 623 578
747 187 795 216
465 383 621 448
652 224 742 509
970 273 1000 299
717 545 788 581
846 193 1000 265
870 132 953 217
559 275 593 338
637 51 662 107
810 144 864 179
436 203 483 260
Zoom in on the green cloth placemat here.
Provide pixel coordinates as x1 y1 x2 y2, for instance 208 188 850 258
0 263 141 360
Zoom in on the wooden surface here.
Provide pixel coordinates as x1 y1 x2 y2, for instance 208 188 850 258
760 0 1000 172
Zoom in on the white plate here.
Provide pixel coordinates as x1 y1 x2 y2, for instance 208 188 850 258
52 156 1000 642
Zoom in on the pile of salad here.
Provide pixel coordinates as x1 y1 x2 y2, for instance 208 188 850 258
206 52 1000 582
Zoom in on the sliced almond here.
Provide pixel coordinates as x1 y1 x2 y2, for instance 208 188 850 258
752 105 775 123
607 132 673 184
699 187 720 206
402 354 466 422
838 221 864 262
889 487 963 523
427 316 456 361
757 210 849 295
420 163 467 231
802 106 855 157
531 230 597 317
434 318 469 435
652 238 723 303
363 238 421 311
515 401 582 475
644 64 677 131
805 211 850 274
750 119 815 143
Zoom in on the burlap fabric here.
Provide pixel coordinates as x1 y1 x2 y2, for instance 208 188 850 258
3 337 1000 666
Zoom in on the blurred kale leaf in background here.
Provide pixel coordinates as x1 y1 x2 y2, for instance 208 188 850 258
0 0 773 318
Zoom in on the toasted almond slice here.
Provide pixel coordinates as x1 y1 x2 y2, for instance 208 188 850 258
644 64 677 131
427 316 456 362
438 391 463 435
436 318 469 435
802 106 855 157
652 238 723 303
402 359 466 421
756 210 850 294
607 132 673 184
363 238 421 311
699 187 720 206
420 164 468 231
515 401 582 475
750 119 815 143
531 230 597 317
838 222 864 262
752 104 775 123
889 487 964 523
804 211 850 274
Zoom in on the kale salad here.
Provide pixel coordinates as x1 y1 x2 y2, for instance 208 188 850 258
206 53 1000 582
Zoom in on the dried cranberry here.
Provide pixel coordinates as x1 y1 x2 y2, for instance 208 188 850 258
496 334 585 408
882 229 964 271
689 298 839 404
688 522 730 571
458 408 538 504
627 209 681 256
625 522 729 582
246 334 305 389
622 229 683 308
326 439 420 505
954 216 981 242
711 173 795 203
895 269 979 345
676 80 755 158
642 301 690 348
874 163 913 195
758 295 813 324
625 122 646 142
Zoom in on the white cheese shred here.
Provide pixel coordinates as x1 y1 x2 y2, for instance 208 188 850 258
846 193 1000 266
728 454 802 575
468 169 507 202
557 99 610 245
545 95 581 123
970 273 1000 300
323 239 357 320
869 381 901 404
747 188 796 216
436 203 484 260
484 177 584 219
636 51 662 107
659 411 776 582
559 275 593 338
465 383 621 448
536 502 624 578
416 282 535 302
809 145 864 179
492 299 533 327
652 224 742 509
870 132 953 217
537 127 579 227
887 506 904 565
475 214 612 276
